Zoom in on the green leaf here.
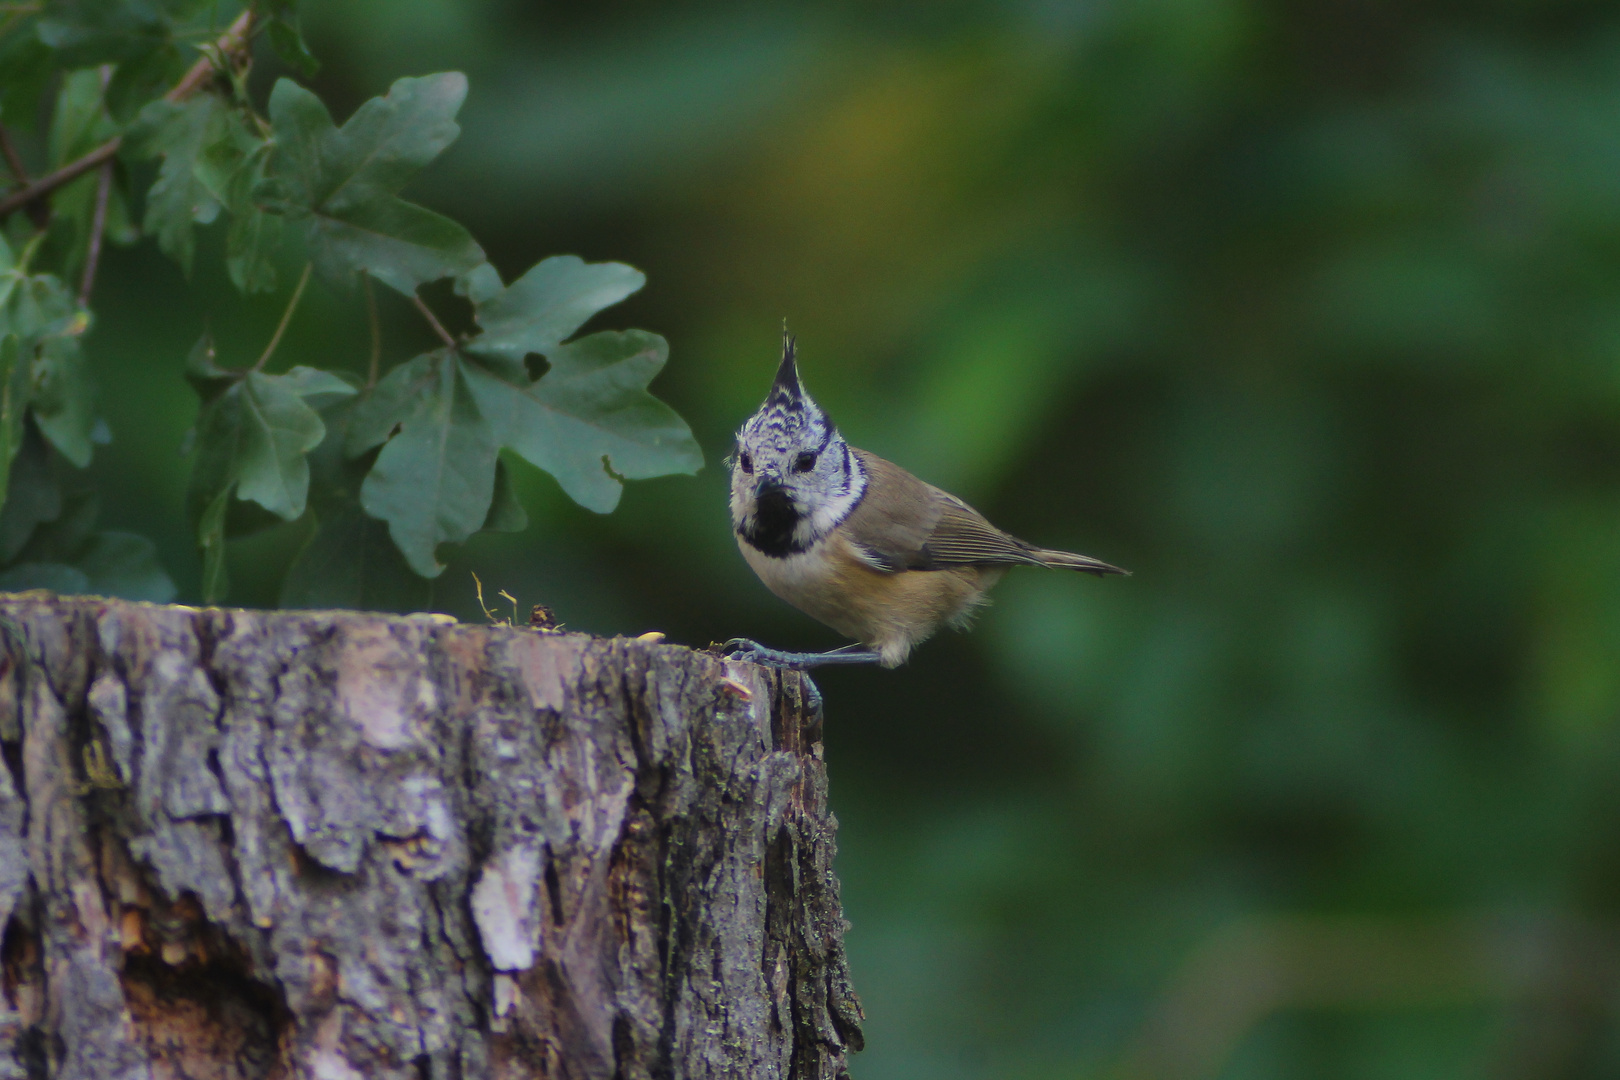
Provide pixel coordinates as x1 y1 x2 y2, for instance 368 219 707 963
456 261 504 305
266 74 484 293
197 482 230 603
0 271 96 471
209 115 292 294
307 196 480 297
276 365 360 410
466 256 646 367
350 350 497 577
462 331 703 513
344 350 451 455
188 359 348 523
125 94 231 275
226 204 282 294
4 268 74 341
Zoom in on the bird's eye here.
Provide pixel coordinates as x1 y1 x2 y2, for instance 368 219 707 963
739 452 754 474
794 451 818 473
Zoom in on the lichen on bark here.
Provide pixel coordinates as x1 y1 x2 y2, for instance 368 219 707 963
0 594 860 1079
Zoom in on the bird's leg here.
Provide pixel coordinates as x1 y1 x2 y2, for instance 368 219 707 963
721 639 883 670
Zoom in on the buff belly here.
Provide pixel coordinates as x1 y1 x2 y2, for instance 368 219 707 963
739 534 1003 667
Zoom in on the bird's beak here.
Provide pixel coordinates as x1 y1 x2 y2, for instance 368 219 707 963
754 476 787 501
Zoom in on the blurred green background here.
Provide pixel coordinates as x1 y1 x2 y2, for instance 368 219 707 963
68 0 1620 1075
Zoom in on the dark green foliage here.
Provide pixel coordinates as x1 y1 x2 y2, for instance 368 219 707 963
0 426 170 601
0 0 698 608
183 336 354 603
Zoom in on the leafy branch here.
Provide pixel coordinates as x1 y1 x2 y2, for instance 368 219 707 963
0 1 702 610
0 7 253 220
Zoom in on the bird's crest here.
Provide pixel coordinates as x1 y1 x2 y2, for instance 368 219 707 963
768 327 802 407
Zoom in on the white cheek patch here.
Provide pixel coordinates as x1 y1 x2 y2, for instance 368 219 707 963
792 454 866 546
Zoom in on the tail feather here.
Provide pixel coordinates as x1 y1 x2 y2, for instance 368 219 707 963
1029 547 1129 576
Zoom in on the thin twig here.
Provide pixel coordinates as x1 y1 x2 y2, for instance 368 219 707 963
411 293 456 348
252 263 313 373
0 141 118 220
76 66 115 304
77 161 112 306
363 273 381 388
0 8 253 222
162 9 253 104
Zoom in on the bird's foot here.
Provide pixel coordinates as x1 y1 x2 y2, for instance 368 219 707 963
720 640 829 721
721 638 810 669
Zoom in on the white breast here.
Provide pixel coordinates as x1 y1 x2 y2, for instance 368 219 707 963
739 537 843 614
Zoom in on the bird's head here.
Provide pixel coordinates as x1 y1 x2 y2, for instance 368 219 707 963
730 332 864 556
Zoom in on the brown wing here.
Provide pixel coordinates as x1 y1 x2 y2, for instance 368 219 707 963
922 497 1046 567
843 449 1044 572
841 449 943 572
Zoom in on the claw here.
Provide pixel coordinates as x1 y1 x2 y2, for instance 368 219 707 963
721 638 769 665
799 673 824 722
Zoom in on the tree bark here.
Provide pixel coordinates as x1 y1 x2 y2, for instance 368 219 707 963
0 594 862 1079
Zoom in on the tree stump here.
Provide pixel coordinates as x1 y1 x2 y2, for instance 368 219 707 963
0 594 861 1079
